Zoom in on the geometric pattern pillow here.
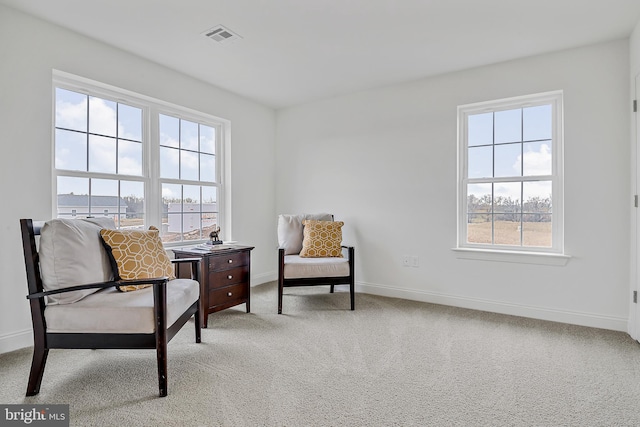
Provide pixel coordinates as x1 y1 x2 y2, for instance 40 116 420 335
99 226 175 292
277 213 334 255
299 220 344 258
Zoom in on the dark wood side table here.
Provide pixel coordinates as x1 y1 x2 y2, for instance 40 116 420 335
173 245 254 328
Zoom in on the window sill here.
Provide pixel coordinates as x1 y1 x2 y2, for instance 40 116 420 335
452 248 570 266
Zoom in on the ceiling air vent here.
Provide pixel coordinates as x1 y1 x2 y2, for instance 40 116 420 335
202 25 241 44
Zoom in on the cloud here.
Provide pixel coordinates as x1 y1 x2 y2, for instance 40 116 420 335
517 143 551 176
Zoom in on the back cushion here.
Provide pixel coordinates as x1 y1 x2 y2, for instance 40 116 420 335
277 213 333 255
39 217 116 305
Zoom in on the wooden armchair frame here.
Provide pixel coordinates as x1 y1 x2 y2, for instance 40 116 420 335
277 245 355 314
20 219 202 397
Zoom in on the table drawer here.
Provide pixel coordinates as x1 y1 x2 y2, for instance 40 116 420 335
209 251 249 271
209 283 247 308
209 266 248 288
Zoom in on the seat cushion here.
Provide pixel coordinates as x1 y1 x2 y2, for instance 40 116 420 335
277 213 333 255
44 279 199 333
283 255 350 279
39 217 116 305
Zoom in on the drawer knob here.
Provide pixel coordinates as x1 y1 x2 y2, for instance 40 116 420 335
227 275 233 280
227 292 233 297
228 259 233 264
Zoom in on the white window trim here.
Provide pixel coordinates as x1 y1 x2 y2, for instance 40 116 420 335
52 70 231 246
456 90 568 263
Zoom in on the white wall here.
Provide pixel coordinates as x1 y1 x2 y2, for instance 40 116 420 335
628 20 640 339
277 40 631 331
0 5 277 353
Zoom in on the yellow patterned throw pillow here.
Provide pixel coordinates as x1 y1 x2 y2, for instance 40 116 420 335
100 226 175 292
299 220 344 258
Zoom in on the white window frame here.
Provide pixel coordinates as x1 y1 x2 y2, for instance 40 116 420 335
52 70 230 247
455 91 568 264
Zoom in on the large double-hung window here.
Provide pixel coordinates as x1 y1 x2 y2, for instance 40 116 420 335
457 91 564 255
53 72 226 244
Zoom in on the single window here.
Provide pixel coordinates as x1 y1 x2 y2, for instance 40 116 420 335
53 73 226 245
457 91 564 253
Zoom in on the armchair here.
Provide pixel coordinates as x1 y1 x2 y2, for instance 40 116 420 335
277 214 355 314
20 218 201 397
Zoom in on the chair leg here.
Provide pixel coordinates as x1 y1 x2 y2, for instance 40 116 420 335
194 306 202 344
278 279 284 314
350 281 355 311
156 342 168 397
330 285 335 293
26 346 48 396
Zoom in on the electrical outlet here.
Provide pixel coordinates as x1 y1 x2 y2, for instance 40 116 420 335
411 256 419 268
402 255 411 267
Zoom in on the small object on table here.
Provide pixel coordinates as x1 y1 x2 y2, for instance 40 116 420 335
207 226 223 245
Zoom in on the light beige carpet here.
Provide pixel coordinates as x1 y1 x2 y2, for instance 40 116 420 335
1 281 640 426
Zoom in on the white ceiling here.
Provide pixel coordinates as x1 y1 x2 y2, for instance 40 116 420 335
2 0 640 109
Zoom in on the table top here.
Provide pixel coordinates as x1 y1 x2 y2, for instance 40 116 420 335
172 244 254 256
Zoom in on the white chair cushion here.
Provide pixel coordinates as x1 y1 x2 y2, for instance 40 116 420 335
44 279 199 334
39 217 116 305
283 255 350 279
278 213 333 255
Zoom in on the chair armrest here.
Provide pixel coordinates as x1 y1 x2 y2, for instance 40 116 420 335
170 258 201 264
26 281 118 300
171 257 201 282
341 245 354 259
26 277 170 300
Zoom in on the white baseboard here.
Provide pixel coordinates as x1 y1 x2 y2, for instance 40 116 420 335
252 271 277 286
0 329 32 354
356 281 628 332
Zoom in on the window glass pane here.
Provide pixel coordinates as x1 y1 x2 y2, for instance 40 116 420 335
522 181 552 248
160 146 179 179
200 154 216 182
203 213 219 239
493 180 523 246
494 143 521 177
180 120 199 151
182 210 202 240
164 214 183 242
182 185 202 239
183 185 201 204
55 129 86 171
55 88 87 132
181 150 199 181
159 114 179 147
523 104 552 142
468 113 493 146
90 178 118 218
494 214 521 246
468 146 493 179
118 140 142 176
57 177 89 217
523 214 552 247
202 186 217 206
467 183 492 214
89 135 116 174
162 184 182 242
118 104 142 141
89 96 117 137
523 141 552 176
200 125 216 154
494 182 521 215
522 181 552 212
494 108 521 144
121 181 144 230
467 214 492 244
